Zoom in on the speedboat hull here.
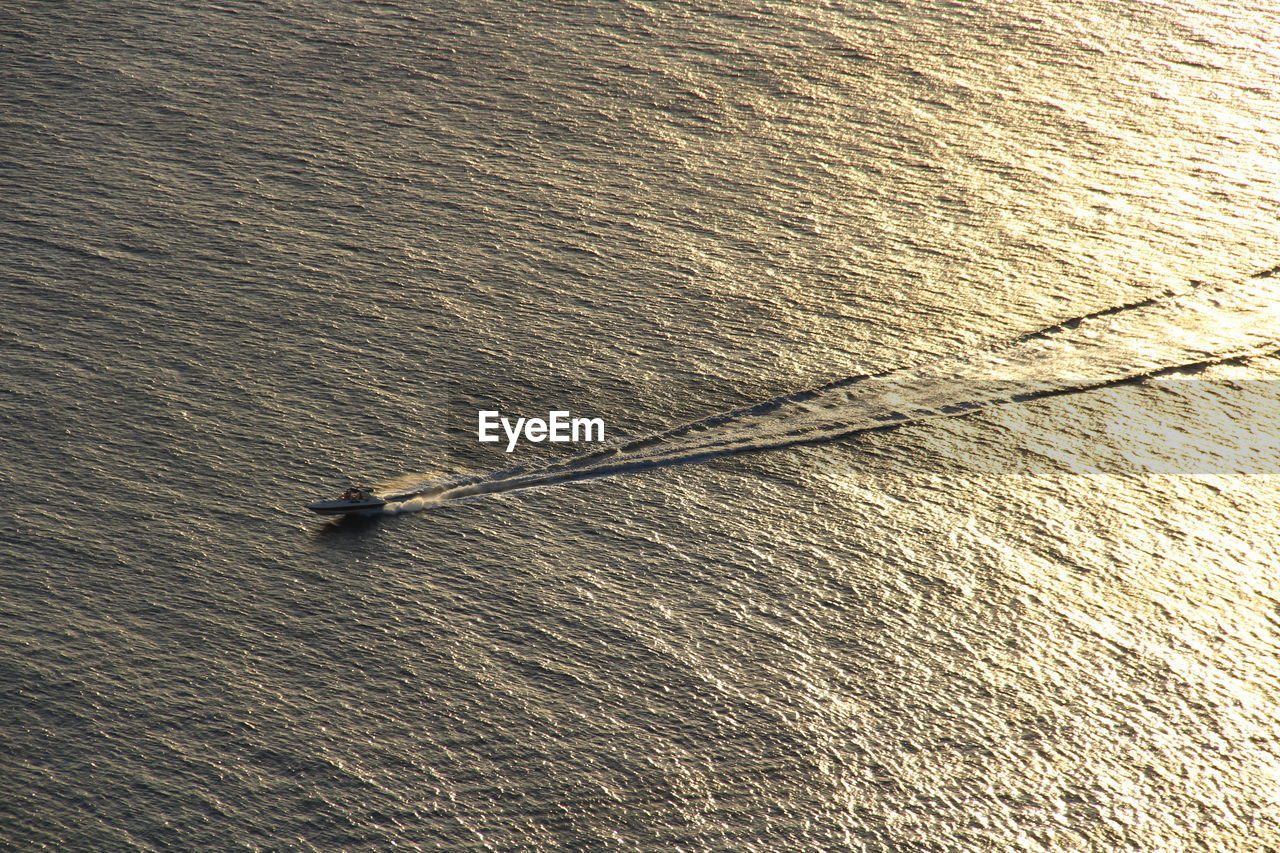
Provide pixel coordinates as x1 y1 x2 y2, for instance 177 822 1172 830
307 497 387 516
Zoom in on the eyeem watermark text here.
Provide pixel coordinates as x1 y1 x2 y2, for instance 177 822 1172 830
478 410 606 452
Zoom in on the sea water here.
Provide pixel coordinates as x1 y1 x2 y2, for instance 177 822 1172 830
4 1 1280 849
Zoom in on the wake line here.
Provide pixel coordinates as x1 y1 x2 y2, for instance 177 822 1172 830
383 270 1280 512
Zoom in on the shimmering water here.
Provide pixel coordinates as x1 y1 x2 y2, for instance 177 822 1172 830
4 1 1280 850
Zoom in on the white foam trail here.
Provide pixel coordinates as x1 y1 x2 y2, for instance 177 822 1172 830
383 495 438 514
385 271 1280 512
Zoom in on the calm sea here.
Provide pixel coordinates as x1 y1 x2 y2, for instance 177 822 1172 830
4 1 1280 849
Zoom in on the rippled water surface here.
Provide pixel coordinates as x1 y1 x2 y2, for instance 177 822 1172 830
4 1 1280 850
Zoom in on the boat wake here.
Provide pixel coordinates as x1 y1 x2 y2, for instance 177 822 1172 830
381 268 1280 513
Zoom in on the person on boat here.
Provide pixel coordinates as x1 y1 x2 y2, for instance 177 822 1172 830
343 485 373 501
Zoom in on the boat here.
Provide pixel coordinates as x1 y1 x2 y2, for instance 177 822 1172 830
306 484 387 516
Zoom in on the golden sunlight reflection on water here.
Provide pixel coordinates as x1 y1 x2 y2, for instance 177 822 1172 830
9 0 1280 848
794 419 1280 847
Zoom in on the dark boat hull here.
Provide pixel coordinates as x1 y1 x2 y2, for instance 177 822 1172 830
307 498 387 516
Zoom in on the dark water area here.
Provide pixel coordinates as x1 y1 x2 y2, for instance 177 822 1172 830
4 1 1280 850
